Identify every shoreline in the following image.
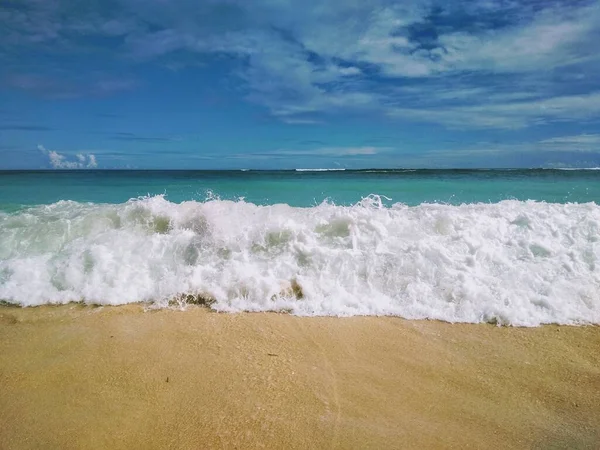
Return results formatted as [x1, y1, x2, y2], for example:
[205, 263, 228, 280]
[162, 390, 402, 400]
[1, 305, 599, 449]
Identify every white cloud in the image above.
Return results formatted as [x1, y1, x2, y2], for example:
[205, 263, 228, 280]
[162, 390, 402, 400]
[539, 134, 600, 145]
[379, 138, 600, 168]
[275, 146, 387, 156]
[5, 0, 600, 129]
[414, 135, 600, 162]
[38, 144, 98, 169]
[388, 92, 600, 129]
[167, 1, 600, 127]
[534, 133, 600, 152]
[87, 154, 98, 168]
[280, 118, 323, 125]
[437, 4, 600, 73]
[222, 146, 390, 160]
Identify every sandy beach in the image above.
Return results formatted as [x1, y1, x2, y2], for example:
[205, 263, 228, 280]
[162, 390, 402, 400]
[1, 305, 599, 449]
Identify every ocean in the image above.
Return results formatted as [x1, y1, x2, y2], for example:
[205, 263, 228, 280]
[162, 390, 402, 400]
[1, 169, 599, 326]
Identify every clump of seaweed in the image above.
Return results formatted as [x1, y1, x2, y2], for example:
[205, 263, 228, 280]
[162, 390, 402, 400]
[272, 278, 304, 301]
[290, 279, 304, 299]
[168, 292, 217, 308]
[0, 300, 19, 308]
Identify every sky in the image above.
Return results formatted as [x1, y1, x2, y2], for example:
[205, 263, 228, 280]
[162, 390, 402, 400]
[2, 0, 600, 169]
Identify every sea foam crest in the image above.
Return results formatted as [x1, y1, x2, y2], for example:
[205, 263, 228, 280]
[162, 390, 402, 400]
[295, 168, 346, 171]
[1, 195, 599, 326]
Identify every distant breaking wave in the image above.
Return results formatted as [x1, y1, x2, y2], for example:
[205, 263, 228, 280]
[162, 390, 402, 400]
[554, 167, 600, 171]
[363, 169, 416, 173]
[295, 168, 346, 172]
[1, 195, 599, 326]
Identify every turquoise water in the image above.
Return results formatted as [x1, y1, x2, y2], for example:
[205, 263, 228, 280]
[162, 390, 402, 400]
[0, 169, 599, 210]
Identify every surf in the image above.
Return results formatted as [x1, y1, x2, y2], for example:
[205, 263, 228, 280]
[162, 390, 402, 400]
[1, 195, 599, 326]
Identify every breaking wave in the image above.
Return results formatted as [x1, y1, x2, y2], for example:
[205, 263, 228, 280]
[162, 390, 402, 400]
[1, 195, 599, 326]
[295, 168, 346, 172]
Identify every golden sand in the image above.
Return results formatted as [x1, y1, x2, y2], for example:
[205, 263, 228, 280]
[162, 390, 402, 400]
[1, 305, 599, 449]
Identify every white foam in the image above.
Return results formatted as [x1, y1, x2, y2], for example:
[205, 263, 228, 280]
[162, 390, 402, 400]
[1, 195, 599, 326]
[295, 168, 346, 172]
[554, 167, 600, 171]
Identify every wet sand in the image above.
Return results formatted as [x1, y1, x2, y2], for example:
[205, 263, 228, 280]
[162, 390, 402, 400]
[1, 305, 599, 449]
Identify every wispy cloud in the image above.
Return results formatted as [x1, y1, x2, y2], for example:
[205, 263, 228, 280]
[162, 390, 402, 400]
[280, 118, 323, 125]
[4, 73, 138, 99]
[2, 0, 600, 129]
[223, 146, 390, 159]
[539, 134, 600, 145]
[109, 133, 181, 142]
[37, 144, 98, 169]
[116, 0, 600, 128]
[534, 133, 600, 153]
[387, 91, 600, 129]
[374, 140, 600, 168]
[273, 146, 387, 157]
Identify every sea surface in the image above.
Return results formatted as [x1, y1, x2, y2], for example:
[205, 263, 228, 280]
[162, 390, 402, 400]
[1, 169, 599, 326]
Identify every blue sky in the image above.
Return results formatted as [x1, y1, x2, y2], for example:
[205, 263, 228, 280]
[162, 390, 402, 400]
[2, 0, 600, 169]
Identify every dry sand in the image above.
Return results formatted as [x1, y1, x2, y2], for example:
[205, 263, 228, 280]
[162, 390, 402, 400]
[1, 305, 599, 449]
